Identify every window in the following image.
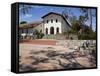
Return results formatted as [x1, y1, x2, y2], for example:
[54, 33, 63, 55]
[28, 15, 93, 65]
[47, 20, 49, 23]
[56, 19, 58, 23]
[56, 27, 59, 34]
[46, 28, 48, 34]
[51, 19, 53, 23]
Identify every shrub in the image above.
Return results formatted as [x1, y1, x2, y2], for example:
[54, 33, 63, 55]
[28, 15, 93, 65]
[78, 33, 96, 40]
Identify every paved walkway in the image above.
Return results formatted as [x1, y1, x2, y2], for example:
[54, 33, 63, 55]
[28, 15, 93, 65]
[19, 43, 96, 72]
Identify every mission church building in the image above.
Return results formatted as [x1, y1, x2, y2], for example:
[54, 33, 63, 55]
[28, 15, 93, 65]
[19, 12, 71, 37]
[42, 12, 71, 35]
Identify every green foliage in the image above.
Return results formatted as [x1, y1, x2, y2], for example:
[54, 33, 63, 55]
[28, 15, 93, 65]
[79, 15, 86, 25]
[20, 21, 27, 24]
[64, 10, 96, 40]
[63, 30, 76, 36]
[70, 16, 77, 24]
[68, 30, 77, 34]
[71, 20, 81, 32]
[39, 33, 44, 39]
[80, 8, 88, 21]
[70, 12, 96, 40]
[77, 24, 96, 40]
[78, 32, 96, 40]
[33, 29, 44, 39]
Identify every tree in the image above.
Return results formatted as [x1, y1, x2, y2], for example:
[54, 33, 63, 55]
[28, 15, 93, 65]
[33, 29, 44, 39]
[80, 8, 95, 30]
[71, 20, 81, 33]
[62, 8, 74, 22]
[70, 16, 77, 24]
[20, 21, 27, 24]
[79, 15, 86, 25]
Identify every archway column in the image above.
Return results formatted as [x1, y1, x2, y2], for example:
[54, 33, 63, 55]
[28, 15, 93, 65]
[59, 27, 61, 34]
[46, 27, 62, 35]
[48, 28, 50, 34]
[54, 27, 56, 34]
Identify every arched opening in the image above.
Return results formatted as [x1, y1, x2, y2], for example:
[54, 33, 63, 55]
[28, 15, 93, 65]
[46, 28, 48, 34]
[56, 27, 59, 34]
[50, 27, 54, 34]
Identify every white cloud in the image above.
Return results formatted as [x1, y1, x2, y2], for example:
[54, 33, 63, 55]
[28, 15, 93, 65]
[19, 14, 32, 22]
[50, 8, 54, 11]
[20, 14, 32, 19]
[25, 14, 32, 18]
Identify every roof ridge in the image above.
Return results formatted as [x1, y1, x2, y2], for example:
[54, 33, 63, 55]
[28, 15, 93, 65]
[41, 12, 71, 27]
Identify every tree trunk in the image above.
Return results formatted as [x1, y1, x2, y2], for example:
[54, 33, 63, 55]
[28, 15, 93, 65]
[88, 9, 92, 30]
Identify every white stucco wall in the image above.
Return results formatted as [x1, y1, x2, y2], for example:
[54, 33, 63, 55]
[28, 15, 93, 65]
[19, 13, 71, 36]
[43, 14, 62, 35]
[33, 23, 44, 33]
[19, 28, 33, 34]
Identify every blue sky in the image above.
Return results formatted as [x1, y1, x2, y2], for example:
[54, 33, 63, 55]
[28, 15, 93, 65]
[19, 4, 96, 31]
